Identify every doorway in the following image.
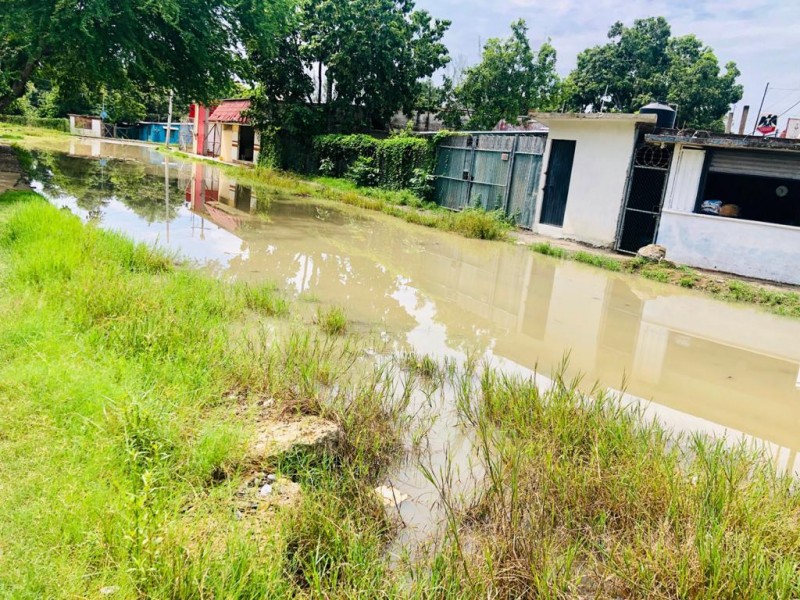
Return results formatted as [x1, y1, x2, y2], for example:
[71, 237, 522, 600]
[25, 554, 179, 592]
[540, 140, 576, 227]
[238, 126, 255, 162]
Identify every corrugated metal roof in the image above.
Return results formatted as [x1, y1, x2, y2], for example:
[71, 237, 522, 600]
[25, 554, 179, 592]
[208, 100, 251, 124]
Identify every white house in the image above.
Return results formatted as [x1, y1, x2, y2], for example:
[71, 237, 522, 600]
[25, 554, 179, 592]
[649, 132, 800, 285]
[528, 112, 658, 247]
[68, 114, 102, 138]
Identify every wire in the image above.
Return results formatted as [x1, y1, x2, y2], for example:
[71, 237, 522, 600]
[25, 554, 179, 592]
[777, 96, 800, 118]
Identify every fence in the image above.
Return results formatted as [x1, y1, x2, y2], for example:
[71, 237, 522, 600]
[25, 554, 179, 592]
[433, 132, 546, 229]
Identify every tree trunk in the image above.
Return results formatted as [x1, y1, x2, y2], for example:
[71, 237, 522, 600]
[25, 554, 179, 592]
[317, 62, 323, 105]
[0, 56, 39, 113]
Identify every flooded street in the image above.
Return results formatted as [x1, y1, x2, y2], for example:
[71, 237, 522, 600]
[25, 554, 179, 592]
[25, 138, 800, 541]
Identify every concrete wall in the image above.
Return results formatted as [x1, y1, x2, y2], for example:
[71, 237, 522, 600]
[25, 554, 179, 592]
[533, 119, 639, 247]
[69, 115, 102, 138]
[657, 210, 800, 285]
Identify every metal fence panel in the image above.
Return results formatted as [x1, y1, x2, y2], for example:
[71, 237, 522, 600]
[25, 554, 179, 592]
[433, 133, 545, 228]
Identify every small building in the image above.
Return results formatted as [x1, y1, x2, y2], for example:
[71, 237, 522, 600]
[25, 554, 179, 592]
[195, 99, 261, 164]
[528, 112, 658, 247]
[649, 132, 800, 285]
[68, 114, 102, 138]
[138, 122, 183, 145]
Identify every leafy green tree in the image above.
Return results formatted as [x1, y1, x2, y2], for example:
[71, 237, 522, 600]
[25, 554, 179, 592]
[456, 20, 560, 131]
[567, 17, 742, 129]
[297, 0, 451, 129]
[0, 0, 290, 114]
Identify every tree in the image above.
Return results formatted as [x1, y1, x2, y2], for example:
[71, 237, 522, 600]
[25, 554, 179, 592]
[0, 0, 290, 114]
[567, 17, 742, 129]
[455, 20, 561, 131]
[297, 0, 451, 129]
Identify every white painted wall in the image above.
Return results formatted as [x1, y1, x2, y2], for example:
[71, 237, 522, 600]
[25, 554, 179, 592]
[533, 119, 639, 247]
[657, 210, 800, 285]
[68, 115, 102, 138]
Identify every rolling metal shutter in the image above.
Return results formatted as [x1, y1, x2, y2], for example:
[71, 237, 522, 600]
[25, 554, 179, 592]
[709, 150, 800, 180]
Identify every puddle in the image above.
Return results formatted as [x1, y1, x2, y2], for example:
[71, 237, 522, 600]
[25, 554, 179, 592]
[23, 139, 800, 548]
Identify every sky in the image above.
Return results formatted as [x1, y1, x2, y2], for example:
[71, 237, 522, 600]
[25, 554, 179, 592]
[415, 0, 800, 132]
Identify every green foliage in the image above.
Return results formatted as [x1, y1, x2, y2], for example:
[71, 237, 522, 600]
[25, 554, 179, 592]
[313, 134, 433, 190]
[315, 306, 348, 335]
[456, 20, 561, 130]
[298, 0, 451, 129]
[346, 156, 380, 187]
[567, 17, 743, 129]
[0, 0, 281, 113]
[0, 115, 68, 132]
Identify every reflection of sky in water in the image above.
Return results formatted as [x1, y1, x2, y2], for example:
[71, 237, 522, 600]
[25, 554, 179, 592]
[31, 180, 247, 270]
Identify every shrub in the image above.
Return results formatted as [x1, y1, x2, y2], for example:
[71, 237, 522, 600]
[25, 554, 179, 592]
[0, 115, 69, 132]
[345, 156, 380, 187]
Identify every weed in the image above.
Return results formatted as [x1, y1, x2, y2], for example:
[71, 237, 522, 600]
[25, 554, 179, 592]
[315, 306, 348, 336]
[531, 242, 568, 259]
[572, 250, 623, 271]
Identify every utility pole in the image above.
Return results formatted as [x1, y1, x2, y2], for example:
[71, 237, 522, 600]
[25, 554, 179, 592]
[752, 82, 769, 135]
[738, 105, 750, 135]
[165, 90, 174, 149]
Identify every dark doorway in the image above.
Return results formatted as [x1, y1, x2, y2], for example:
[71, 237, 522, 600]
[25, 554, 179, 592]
[617, 144, 672, 253]
[238, 126, 255, 162]
[540, 140, 576, 226]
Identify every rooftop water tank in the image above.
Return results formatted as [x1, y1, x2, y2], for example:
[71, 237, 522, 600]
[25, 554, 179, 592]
[640, 101, 676, 128]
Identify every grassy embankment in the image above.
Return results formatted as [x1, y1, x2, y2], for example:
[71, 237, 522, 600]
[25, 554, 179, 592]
[531, 241, 800, 319]
[1, 188, 799, 598]
[0, 189, 413, 597]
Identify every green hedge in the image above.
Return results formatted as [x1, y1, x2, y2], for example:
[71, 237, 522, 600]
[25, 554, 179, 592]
[312, 134, 432, 190]
[0, 115, 69, 132]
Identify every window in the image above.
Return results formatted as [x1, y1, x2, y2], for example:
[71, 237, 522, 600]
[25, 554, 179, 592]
[696, 150, 800, 227]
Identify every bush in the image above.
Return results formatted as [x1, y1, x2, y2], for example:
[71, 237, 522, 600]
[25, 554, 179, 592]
[0, 115, 69, 132]
[346, 156, 380, 187]
[313, 133, 433, 190]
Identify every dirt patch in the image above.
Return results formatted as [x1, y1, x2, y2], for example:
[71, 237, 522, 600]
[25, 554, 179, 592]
[249, 414, 341, 460]
[0, 145, 28, 194]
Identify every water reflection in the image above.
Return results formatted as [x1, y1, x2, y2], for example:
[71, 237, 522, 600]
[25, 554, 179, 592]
[28, 141, 800, 478]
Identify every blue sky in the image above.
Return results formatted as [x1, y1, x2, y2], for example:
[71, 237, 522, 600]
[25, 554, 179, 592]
[415, 0, 800, 131]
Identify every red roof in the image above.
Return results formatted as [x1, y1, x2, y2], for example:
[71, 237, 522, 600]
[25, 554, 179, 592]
[208, 99, 251, 124]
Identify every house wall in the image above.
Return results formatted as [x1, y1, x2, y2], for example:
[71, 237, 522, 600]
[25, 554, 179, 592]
[533, 120, 639, 247]
[69, 115, 102, 138]
[657, 210, 800, 285]
[219, 124, 236, 161]
[657, 142, 800, 285]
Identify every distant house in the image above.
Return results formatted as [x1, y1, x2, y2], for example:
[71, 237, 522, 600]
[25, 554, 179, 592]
[193, 99, 261, 164]
[68, 114, 102, 138]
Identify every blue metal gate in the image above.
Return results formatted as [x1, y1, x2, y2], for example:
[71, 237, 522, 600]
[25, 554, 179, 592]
[433, 133, 545, 229]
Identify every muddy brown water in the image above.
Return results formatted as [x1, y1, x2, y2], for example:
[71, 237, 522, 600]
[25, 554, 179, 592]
[23, 139, 800, 547]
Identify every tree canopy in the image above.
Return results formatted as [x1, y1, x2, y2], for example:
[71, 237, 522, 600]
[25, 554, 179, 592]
[0, 0, 290, 113]
[567, 17, 743, 130]
[442, 20, 560, 131]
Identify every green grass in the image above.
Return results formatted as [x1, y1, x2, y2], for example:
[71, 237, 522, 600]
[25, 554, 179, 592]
[531, 243, 800, 319]
[315, 305, 348, 336]
[0, 190, 408, 598]
[2, 188, 799, 598]
[434, 364, 800, 599]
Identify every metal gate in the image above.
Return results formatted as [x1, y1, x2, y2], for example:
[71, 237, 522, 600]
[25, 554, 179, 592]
[616, 143, 673, 253]
[433, 133, 545, 228]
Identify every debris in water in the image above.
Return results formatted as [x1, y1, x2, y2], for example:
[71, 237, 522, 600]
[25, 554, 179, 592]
[375, 484, 409, 507]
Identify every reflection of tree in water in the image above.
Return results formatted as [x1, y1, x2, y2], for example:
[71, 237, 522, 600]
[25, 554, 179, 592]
[29, 150, 181, 223]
